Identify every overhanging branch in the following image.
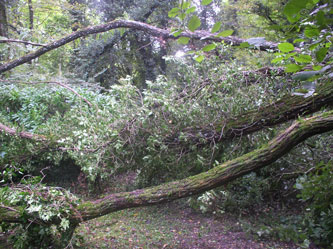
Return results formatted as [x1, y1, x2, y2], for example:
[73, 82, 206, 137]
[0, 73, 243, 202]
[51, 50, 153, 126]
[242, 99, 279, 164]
[0, 20, 283, 74]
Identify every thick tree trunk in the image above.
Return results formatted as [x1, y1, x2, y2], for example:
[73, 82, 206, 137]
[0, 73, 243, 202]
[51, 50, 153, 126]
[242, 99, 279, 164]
[28, 0, 33, 31]
[180, 79, 333, 145]
[0, 0, 7, 62]
[0, 20, 284, 74]
[0, 0, 7, 38]
[1, 110, 333, 224]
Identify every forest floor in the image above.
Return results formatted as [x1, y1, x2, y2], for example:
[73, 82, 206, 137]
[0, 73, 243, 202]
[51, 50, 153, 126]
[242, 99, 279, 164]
[77, 201, 303, 249]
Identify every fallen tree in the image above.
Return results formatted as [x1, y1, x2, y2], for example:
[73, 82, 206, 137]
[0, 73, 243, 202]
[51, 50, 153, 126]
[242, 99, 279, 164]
[169, 79, 333, 146]
[1, 80, 332, 149]
[1, 110, 333, 247]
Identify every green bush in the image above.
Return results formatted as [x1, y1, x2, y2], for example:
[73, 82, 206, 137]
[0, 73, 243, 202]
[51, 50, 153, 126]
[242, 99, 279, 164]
[295, 161, 333, 248]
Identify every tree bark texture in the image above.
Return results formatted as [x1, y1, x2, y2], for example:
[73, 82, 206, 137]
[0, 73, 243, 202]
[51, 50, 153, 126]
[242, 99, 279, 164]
[184, 79, 333, 145]
[0, 0, 7, 38]
[0, 20, 283, 74]
[28, 0, 33, 31]
[1, 110, 333, 224]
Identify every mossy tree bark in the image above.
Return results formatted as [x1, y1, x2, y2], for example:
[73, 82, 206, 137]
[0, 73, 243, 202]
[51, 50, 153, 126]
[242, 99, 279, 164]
[168, 80, 333, 146]
[1, 110, 333, 225]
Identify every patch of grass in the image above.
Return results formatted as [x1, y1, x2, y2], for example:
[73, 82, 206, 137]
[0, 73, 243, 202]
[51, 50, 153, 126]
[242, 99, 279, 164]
[76, 205, 197, 248]
[75, 202, 298, 249]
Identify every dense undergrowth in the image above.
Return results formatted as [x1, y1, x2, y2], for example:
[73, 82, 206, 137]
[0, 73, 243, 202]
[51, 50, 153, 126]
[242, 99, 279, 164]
[1, 54, 332, 247]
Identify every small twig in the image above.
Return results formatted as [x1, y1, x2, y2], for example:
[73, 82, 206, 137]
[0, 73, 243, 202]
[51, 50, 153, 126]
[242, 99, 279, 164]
[0, 205, 20, 213]
[136, 41, 153, 51]
[0, 39, 46, 47]
[0, 122, 46, 141]
[52, 81, 94, 108]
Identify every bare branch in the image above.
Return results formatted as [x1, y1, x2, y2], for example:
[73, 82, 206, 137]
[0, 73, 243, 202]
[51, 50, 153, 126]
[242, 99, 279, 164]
[0, 39, 46, 46]
[0, 122, 46, 141]
[52, 81, 94, 108]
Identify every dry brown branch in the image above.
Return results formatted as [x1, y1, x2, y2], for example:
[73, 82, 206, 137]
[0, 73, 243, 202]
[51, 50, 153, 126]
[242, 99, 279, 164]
[0, 122, 46, 140]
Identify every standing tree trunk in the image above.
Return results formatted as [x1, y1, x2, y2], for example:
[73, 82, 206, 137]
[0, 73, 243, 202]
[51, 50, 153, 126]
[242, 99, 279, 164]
[0, 0, 8, 63]
[27, 0, 34, 65]
[0, 0, 7, 38]
[28, 0, 33, 31]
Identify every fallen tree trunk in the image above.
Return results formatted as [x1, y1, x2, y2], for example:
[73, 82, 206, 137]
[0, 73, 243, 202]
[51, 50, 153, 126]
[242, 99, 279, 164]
[1, 110, 333, 225]
[200, 79, 333, 144]
[1, 80, 332, 149]
[0, 20, 282, 74]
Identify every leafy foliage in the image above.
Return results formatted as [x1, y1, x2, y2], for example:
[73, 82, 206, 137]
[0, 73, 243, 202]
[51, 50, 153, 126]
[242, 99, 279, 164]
[0, 174, 79, 248]
[295, 161, 333, 247]
[1, 0, 333, 248]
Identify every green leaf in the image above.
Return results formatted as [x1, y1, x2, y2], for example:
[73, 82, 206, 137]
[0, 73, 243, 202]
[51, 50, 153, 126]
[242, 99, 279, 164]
[285, 64, 302, 73]
[239, 42, 250, 48]
[186, 6, 196, 14]
[216, 29, 234, 37]
[278, 42, 294, 53]
[293, 38, 305, 43]
[283, 0, 310, 23]
[177, 37, 190, 45]
[312, 65, 322, 71]
[304, 27, 320, 38]
[119, 28, 126, 36]
[179, 13, 186, 20]
[194, 55, 204, 62]
[316, 11, 326, 26]
[172, 30, 183, 37]
[168, 7, 180, 18]
[202, 43, 216, 52]
[211, 21, 222, 33]
[188, 15, 201, 32]
[309, 43, 320, 51]
[271, 57, 284, 63]
[294, 54, 312, 63]
[315, 47, 328, 62]
[202, 0, 213, 5]
[181, 1, 191, 9]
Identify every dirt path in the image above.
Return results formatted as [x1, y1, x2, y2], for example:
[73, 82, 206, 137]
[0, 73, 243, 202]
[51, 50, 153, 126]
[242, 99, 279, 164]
[78, 202, 300, 248]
